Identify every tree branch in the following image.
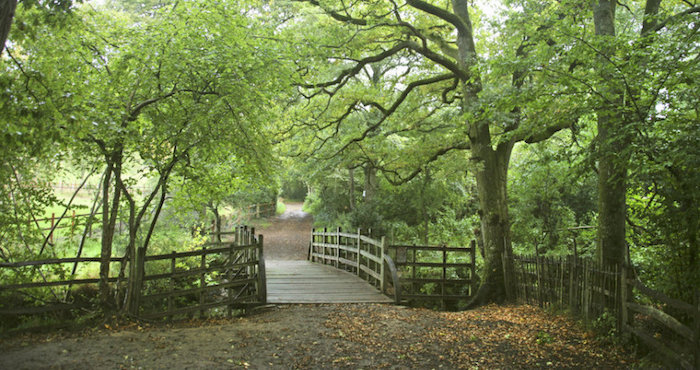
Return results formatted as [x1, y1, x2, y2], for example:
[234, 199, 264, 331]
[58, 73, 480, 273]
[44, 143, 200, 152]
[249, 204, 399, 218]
[406, 0, 468, 35]
[382, 141, 471, 185]
[331, 73, 455, 157]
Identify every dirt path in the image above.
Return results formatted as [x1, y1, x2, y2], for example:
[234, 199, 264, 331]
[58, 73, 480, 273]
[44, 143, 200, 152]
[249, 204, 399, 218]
[0, 304, 634, 369]
[257, 202, 312, 260]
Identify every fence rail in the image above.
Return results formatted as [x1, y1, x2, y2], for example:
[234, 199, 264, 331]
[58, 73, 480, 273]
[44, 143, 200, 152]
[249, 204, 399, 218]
[0, 226, 266, 328]
[510, 254, 700, 369]
[386, 242, 476, 310]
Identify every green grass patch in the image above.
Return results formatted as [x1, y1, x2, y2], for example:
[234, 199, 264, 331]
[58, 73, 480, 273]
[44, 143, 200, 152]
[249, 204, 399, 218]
[276, 201, 286, 215]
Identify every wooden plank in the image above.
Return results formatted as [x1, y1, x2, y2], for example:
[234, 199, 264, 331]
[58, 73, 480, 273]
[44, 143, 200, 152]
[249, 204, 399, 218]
[627, 302, 695, 341]
[359, 264, 380, 280]
[388, 245, 474, 253]
[0, 257, 123, 268]
[359, 235, 382, 247]
[144, 244, 257, 262]
[400, 278, 472, 284]
[630, 279, 696, 314]
[359, 249, 381, 264]
[395, 261, 471, 268]
[265, 260, 391, 304]
[141, 278, 257, 301]
[401, 294, 471, 299]
[624, 323, 694, 370]
[0, 277, 119, 290]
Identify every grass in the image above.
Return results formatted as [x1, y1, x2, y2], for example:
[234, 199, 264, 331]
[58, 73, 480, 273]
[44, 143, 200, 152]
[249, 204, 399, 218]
[276, 201, 287, 215]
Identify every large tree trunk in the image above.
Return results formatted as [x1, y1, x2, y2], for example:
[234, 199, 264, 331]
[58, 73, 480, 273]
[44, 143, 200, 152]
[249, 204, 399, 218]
[0, 0, 17, 55]
[468, 138, 515, 305]
[593, 0, 629, 266]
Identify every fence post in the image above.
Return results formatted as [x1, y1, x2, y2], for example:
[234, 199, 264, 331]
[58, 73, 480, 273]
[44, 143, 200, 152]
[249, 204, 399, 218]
[380, 236, 385, 292]
[200, 246, 206, 318]
[169, 251, 176, 321]
[322, 227, 327, 264]
[441, 245, 447, 310]
[309, 228, 314, 261]
[258, 235, 266, 305]
[335, 227, 341, 268]
[470, 240, 477, 296]
[568, 255, 576, 313]
[228, 243, 234, 317]
[356, 228, 361, 276]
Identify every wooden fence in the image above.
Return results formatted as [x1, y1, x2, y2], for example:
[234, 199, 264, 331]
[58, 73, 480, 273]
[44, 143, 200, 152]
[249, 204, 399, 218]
[309, 228, 399, 302]
[386, 241, 477, 310]
[244, 202, 277, 218]
[510, 255, 700, 369]
[0, 256, 125, 318]
[0, 226, 266, 331]
[137, 226, 266, 320]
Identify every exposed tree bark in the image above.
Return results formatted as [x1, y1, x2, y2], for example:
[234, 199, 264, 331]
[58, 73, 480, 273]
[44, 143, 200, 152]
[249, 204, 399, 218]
[0, 0, 17, 55]
[211, 204, 222, 243]
[363, 164, 378, 202]
[593, 0, 665, 266]
[451, 0, 515, 305]
[348, 167, 355, 211]
[593, 0, 629, 267]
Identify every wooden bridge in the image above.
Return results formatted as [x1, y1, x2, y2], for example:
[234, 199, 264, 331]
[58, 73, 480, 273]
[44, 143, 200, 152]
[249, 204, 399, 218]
[266, 260, 392, 303]
[265, 228, 477, 307]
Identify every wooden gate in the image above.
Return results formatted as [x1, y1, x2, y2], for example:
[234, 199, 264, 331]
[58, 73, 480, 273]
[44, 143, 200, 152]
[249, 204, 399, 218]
[137, 226, 266, 320]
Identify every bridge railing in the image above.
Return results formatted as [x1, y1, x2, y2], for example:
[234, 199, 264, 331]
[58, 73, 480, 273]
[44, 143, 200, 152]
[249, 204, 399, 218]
[309, 228, 400, 303]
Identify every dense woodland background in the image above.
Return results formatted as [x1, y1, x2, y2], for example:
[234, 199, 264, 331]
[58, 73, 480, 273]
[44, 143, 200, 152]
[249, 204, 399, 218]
[0, 0, 698, 335]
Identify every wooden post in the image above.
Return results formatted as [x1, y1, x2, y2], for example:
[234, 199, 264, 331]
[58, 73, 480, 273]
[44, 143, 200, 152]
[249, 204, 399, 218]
[356, 228, 361, 276]
[258, 235, 266, 305]
[169, 251, 176, 321]
[569, 255, 576, 313]
[441, 245, 447, 311]
[380, 236, 385, 291]
[256, 204, 260, 218]
[200, 246, 206, 318]
[470, 240, 476, 296]
[322, 227, 327, 264]
[227, 243, 234, 317]
[309, 228, 314, 261]
[335, 227, 341, 268]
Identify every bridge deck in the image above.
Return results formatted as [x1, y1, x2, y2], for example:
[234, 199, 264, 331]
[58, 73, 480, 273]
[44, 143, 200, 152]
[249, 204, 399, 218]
[265, 260, 392, 304]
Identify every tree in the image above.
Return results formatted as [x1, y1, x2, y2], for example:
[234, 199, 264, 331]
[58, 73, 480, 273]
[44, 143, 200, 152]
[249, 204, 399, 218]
[5, 0, 290, 312]
[287, 0, 583, 304]
[563, 0, 700, 266]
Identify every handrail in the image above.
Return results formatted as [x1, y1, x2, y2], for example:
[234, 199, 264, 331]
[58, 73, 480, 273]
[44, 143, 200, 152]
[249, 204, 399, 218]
[310, 228, 389, 299]
[383, 254, 401, 304]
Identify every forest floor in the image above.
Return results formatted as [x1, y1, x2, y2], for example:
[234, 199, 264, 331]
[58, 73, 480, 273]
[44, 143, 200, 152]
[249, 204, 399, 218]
[0, 203, 637, 369]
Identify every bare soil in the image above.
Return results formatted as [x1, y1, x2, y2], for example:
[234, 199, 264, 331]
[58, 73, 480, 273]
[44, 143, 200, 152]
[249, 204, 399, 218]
[256, 202, 312, 260]
[0, 203, 636, 369]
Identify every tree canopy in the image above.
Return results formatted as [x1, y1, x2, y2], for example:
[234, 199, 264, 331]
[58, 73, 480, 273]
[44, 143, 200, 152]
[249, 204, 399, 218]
[1, 0, 698, 313]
